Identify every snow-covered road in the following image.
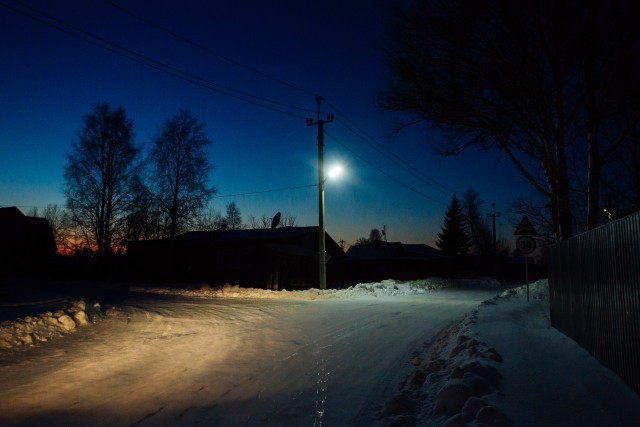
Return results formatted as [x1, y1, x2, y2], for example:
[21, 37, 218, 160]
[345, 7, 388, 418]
[0, 288, 500, 426]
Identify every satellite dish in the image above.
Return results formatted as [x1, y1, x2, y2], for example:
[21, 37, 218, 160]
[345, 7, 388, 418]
[271, 212, 281, 229]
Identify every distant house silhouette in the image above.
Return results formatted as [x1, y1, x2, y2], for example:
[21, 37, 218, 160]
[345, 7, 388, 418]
[346, 241, 445, 282]
[0, 207, 57, 274]
[126, 226, 344, 288]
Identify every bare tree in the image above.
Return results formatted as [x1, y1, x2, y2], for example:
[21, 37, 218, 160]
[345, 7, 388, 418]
[64, 103, 140, 255]
[196, 207, 226, 231]
[354, 237, 370, 246]
[281, 213, 297, 227]
[379, 0, 640, 239]
[462, 188, 491, 255]
[42, 204, 71, 253]
[225, 201, 243, 230]
[125, 177, 163, 240]
[369, 228, 383, 243]
[354, 228, 383, 245]
[508, 197, 557, 243]
[601, 115, 640, 217]
[247, 212, 297, 229]
[247, 214, 271, 229]
[148, 110, 216, 238]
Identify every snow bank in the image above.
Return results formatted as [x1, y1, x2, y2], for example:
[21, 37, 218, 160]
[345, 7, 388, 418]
[378, 300, 510, 426]
[496, 278, 549, 301]
[129, 277, 499, 300]
[0, 299, 114, 350]
[378, 280, 549, 426]
[381, 278, 640, 427]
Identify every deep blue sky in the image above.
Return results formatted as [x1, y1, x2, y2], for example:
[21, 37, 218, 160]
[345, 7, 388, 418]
[0, 0, 530, 247]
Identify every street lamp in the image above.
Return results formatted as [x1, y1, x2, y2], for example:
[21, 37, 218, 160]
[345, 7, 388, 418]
[327, 164, 343, 180]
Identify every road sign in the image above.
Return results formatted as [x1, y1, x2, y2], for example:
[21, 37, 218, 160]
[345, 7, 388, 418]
[516, 235, 536, 255]
[514, 216, 537, 235]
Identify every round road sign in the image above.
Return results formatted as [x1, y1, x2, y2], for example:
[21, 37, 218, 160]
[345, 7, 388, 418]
[516, 235, 536, 255]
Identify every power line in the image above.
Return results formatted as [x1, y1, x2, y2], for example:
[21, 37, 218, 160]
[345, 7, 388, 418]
[325, 131, 448, 206]
[326, 101, 457, 196]
[213, 184, 316, 199]
[1, 0, 314, 119]
[101, 0, 318, 98]
[101, 0, 458, 199]
[3, 0, 454, 210]
[2, 184, 318, 212]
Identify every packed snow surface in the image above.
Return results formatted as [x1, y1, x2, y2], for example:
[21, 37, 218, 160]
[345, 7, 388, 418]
[1, 277, 639, 427]
[0, 277, 501, 426]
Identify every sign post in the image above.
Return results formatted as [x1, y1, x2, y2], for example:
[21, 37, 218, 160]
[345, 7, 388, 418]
[514, 216, 537, 302]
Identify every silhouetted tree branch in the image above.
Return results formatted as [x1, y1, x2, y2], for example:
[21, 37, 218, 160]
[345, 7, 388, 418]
[148, 110, 215, 237]
[64, 103, 140, 254]
[225, 201, 243, 230]
[380, 0, 640, 239]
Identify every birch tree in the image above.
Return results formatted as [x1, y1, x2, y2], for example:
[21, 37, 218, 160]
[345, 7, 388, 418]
[148, 110, 215, 237]
[64, 103, 140, 254]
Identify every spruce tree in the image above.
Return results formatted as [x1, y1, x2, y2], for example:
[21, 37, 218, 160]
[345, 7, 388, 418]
[436, 195, 471, 257]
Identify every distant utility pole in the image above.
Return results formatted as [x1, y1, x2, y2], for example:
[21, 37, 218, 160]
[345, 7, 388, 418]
[486, 203, 501, 254]
[487, 203, 501, 275]
[306, 96, 334, 290]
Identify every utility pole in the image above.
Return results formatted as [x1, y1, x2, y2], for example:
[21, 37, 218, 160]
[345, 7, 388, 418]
[306, 96, 334, 289]
[488, 203, 501, 254]
[487, 203, 501, 276]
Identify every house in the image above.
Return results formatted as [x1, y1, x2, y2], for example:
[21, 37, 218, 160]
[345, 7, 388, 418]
[125, 226, 344, 288]
[346, 241, 446, 282]
[0, 206, 57, 274]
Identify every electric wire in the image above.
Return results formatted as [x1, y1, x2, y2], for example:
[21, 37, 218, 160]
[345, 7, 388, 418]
[1, 0, 314, 119]
[2, 0, 455, 209]
[212, 184, 316, 199]
[2, 183, 317, 211]
[101, 0, 318, 98]
[325, 131, 448, 206]
[326, 101, 457, 196]
[100, 0, 458, 199]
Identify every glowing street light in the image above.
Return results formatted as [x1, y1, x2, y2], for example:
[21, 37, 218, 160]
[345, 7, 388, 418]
[327, 164, 343, 181]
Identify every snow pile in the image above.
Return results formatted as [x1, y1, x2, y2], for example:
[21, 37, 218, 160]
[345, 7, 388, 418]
[0, 299, 112, 350]
[496, 279, 549, 301]
[130, 277, 481, 300]
[379, 280, 550, 426]
[378, 305, 509, 426]
[380, 278, 640, 427]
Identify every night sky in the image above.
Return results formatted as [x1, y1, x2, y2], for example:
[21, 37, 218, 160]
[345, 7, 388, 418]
[0, 0, 530, 247]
